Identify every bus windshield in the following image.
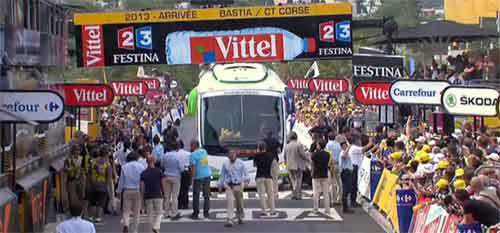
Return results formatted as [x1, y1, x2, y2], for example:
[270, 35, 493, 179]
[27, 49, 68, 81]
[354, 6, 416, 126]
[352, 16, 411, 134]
[201, 94, 283, 155]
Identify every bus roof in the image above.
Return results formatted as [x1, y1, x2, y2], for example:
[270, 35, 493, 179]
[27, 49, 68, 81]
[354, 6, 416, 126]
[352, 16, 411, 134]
[196, 63, 286, 93]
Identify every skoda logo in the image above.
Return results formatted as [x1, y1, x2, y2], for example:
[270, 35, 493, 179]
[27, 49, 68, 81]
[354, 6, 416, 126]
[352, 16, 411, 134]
[446, 94, 457, 107]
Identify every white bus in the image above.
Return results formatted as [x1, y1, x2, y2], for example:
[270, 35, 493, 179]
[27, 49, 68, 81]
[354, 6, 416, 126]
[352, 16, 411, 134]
[188, 63, 288, 187]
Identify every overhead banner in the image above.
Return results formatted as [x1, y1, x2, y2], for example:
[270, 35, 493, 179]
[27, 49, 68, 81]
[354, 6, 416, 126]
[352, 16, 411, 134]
[110, 81, 149, 96]
[74, 3, 353, 67]
[354, 82, 393, 105]
[352, 54, 405, 84]
[390, 80, 449, 105]
[441, 86, 499, 116]
[0, 90, 64, 123]
[61, 84, 114, 107]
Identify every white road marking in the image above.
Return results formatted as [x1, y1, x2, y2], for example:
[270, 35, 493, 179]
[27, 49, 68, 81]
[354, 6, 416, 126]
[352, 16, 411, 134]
[138, 208, 343, 223]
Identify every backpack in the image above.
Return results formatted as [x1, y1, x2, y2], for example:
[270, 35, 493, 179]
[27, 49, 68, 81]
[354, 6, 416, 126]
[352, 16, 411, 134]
[91, 159, 109, 191]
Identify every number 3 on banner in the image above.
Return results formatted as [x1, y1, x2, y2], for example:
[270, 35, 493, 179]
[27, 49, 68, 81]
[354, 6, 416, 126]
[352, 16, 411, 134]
[335, 21, 351, 42]
[136, 26, 152, 50]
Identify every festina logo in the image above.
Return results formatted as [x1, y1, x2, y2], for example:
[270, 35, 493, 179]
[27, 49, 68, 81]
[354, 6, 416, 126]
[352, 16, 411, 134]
[73, 89, 108, 103]
[81, 25, 104, 67]
[360, 86, 389, 100]
[111, 82, 148, 96]
[190, 33, 284, 63]
[353, 65, 403, 78]
[287, 79, 309, 90]
[308, 79, 347, 93]
[112, 53, 160, 64]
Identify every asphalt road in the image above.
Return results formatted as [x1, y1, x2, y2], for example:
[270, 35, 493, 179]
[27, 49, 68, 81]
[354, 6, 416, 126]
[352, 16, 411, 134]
[95, 116, 384, 233]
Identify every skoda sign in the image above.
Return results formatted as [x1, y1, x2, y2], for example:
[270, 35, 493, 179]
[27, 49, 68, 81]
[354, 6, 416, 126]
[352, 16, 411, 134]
[441, 86, 499, 116]
[390, 80, 449, 105]
[0, 90, 65, 123]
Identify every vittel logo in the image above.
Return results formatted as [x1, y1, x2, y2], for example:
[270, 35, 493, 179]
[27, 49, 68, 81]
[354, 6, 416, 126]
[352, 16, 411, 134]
[111, 81, 148, 96]
[354, 82, 392, 105]
[82, 25, 105, 67]
[308, 79, 348, 93]
[190, 33, 284, 63]
[287, 79, 309, 90]
[62, 85, 114, 107]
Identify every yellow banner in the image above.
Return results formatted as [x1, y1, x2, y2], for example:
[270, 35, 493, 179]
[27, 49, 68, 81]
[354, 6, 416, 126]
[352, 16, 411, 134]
[445, 0, 500, 24]
[372, 169, 401, 233]
[74, 3, 352, 25]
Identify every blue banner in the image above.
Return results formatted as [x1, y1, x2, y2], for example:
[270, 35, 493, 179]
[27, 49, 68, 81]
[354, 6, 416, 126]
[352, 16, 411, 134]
[396, 189, 416, 233]
[370, 160, 383, 201]
[458, 223, 483, 233]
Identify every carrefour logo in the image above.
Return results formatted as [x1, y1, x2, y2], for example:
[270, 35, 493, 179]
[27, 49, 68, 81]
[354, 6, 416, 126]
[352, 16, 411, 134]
[2, 101, 60, 113]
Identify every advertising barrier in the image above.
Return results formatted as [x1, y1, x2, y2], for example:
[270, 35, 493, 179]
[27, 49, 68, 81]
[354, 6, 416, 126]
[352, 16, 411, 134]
[287, 78, 349, 93]
[369, 159, 383, 201]
[372, 169, 401, 233]
[110, 81, 149, 96]
[74, 3, 353, 67]
[16, 168, 50, 233]
[0, 188, 18, 233]
[396, 189, 417, 233]
[358, 156, 371, 199]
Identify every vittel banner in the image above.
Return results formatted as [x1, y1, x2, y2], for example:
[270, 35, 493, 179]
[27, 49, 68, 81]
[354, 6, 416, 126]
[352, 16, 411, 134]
[352, 54, 405, 84]
[354, 82, 392, 105]
[74, 3, 352, 67]
[441, 86, 499, 116]
[110, 81, 148, 96]
[61, 84, 114, 107]
[390, 80, 449, 105]
[287, 78, 348, 93]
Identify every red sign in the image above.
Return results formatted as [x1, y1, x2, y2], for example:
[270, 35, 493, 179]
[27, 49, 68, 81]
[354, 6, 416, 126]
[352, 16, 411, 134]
[111, 81, 148, 96]
[81, 25, 105, 68]
[190, 33, 285, 63]
[308, 78, 348, 93]
[143, 78, 161, 90]
[287, 79, 309, 90]
[62, 84, 114, 107]
[319, 20, 335, 43]
[354, 82, 392, 105]
[117, 27, 134, 50]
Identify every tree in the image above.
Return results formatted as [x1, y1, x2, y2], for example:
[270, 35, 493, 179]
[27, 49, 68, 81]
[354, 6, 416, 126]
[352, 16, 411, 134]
[375, 0, 419, 28]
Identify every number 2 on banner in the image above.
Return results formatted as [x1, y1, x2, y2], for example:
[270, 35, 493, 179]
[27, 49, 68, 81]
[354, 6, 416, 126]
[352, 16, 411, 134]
[118, 27, 134, 50]
[319, 21, 335, 43]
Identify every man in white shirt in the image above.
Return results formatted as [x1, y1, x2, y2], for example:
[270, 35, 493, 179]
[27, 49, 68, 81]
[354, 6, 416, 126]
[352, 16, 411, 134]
[347, 136, 364, 208]
[57, 204, 96, 233]
[177, 140, 192, 209]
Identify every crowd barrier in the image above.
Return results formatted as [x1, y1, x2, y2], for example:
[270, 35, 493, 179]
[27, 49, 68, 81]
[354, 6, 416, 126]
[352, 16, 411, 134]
[358, 156, 500, 233]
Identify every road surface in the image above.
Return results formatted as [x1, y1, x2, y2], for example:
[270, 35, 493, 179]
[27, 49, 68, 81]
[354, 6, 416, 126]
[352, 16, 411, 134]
[96, 116, 384, 233]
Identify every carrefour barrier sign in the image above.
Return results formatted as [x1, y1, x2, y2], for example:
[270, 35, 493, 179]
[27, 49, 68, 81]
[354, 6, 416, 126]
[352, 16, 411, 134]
[441, 86, 499, 116]
[0, 90, 65, 123]
[74, 3, 352, 67]
[390, 80, 449, 105]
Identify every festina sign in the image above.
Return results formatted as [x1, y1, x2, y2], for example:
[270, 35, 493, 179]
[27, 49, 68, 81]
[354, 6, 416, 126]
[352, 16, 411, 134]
[354, 82, 392, 105]
[352, 54, 405, 84]
[143, 78, 161, 90]
[110, 81, 148, 96]
[61, 84, 114, 107]
[441, 86, 499, 116]
[390, 80, 449, 105]
[308, 78, 348, 93]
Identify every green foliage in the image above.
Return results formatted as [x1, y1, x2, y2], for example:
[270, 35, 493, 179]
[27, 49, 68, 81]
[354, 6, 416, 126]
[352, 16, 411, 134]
[375, 0, 419, 28]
